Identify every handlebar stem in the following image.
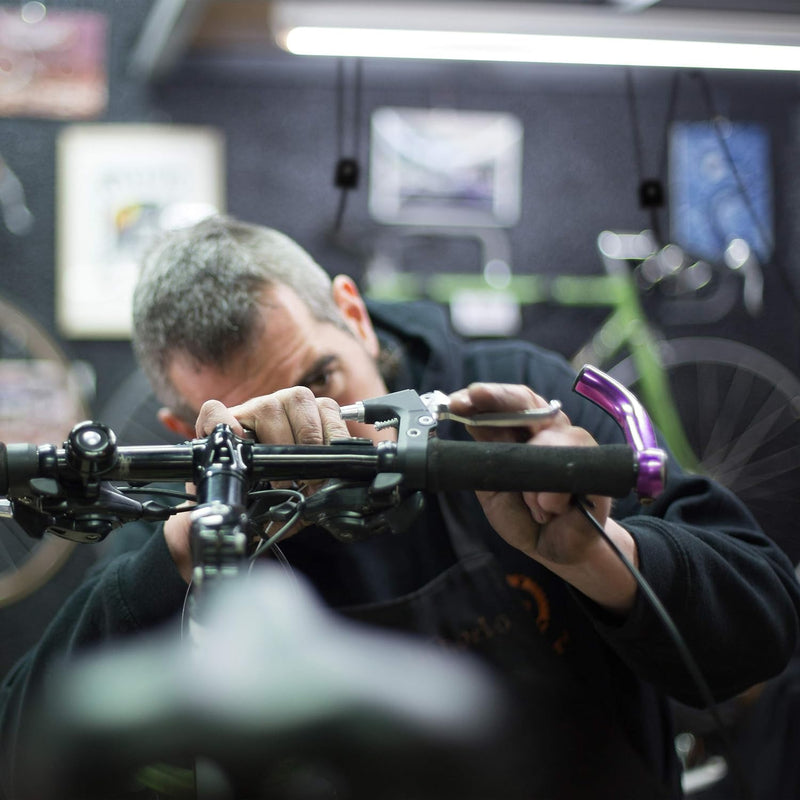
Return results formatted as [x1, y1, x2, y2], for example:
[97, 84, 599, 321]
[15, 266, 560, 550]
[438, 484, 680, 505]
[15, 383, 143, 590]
[190, 424, 253, 593]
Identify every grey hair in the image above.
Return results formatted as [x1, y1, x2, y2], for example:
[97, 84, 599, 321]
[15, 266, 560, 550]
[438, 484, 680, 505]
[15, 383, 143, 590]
[132, 215, 345, 419]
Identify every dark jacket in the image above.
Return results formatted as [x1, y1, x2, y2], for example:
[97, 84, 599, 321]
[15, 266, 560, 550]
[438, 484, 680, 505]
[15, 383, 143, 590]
[2, 299, 798, 799]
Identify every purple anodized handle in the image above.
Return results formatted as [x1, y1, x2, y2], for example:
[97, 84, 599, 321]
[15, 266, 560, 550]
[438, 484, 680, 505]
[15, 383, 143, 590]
[573, 365, 667, 501]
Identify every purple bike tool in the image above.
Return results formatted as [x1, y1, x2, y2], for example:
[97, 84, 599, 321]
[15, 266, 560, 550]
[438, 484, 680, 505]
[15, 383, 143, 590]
[573, 365, 667, 502]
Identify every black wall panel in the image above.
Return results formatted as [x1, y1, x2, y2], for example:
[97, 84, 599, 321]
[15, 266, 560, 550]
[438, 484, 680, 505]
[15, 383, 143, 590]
[0, 0, 798, 418]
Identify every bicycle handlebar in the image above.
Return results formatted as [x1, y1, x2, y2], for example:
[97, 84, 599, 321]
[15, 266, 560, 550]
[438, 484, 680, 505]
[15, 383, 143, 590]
[0, 366, 667, 553]
[0, 439, 640, 499]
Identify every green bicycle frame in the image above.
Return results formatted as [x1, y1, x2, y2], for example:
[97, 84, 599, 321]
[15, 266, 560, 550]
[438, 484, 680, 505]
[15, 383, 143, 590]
[367, 270, 700, 473]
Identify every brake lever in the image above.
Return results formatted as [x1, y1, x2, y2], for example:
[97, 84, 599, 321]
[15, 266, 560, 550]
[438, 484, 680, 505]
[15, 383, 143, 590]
[418, 390, 562, 427]
[340, 390, 562, 430]
[12, 482, 163, 544]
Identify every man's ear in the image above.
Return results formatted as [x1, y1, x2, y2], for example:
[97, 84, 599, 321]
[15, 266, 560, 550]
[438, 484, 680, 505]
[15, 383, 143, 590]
[331, 275, 379, 358]
[157, 407, 196, 440]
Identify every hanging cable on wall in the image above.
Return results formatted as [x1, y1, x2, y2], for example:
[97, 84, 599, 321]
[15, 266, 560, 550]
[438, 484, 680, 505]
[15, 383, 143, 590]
[690, 71, 775, 258]
[625, 68, 680, 244]
[676, 71, 799, 316]
[332, 58, 363, 233]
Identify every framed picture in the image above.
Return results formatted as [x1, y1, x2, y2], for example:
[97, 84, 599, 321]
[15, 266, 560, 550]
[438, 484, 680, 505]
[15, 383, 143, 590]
[0, 6, 108, 120]
[56, 123, 225, 338]
[369, 107, 523, 227]
[669, 121, 773, 264]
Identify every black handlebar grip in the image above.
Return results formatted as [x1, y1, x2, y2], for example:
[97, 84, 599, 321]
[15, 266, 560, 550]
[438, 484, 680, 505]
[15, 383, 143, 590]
[424, 441, 637, 497]
[0, 443, 40, 496]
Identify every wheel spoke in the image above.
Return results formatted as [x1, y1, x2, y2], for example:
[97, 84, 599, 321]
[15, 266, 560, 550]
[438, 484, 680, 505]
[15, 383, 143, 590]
[702, 366, 755, 468]
[701, 403, 792, 479]
[710, 444, 800, 494]
[618, 337, 800, 564]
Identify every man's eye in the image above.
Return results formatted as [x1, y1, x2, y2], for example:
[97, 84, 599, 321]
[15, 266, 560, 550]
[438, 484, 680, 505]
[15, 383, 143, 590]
[305, 369, 334, 394]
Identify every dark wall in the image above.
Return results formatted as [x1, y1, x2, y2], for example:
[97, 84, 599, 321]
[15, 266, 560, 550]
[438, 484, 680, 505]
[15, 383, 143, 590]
[1, 0, 799, 419]
[0, 0, 160, 414]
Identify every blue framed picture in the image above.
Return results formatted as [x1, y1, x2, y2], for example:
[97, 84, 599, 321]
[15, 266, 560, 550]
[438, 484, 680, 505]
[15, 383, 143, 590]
[669, 121, 773, 263]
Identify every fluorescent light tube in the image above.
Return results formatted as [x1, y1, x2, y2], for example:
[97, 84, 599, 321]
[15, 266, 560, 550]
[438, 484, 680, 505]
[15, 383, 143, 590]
[282, 28, 800, 71]
[273, 2, 800, 72]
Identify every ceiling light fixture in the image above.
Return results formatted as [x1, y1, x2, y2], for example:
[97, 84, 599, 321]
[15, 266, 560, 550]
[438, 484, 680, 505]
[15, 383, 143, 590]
[272, 1, 800, 72]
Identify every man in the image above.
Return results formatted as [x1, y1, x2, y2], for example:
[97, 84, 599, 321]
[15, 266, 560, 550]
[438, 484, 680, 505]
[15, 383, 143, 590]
[2, 215, 799, 799]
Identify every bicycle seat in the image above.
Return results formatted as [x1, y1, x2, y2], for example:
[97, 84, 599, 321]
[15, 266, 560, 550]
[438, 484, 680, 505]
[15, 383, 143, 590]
[19, 566, 524, 800]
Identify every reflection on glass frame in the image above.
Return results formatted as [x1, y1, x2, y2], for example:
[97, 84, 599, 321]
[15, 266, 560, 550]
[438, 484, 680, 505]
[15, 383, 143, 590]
[56, 123, 225, 338]
[369, 107, 523, 228]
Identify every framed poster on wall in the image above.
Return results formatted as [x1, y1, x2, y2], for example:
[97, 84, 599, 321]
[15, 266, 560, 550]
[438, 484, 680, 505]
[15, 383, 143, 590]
[369, 107, 523, 227]
[0, 6, 108, 120]
[669, 121, 773, 264]
[56, 123, 225, 338]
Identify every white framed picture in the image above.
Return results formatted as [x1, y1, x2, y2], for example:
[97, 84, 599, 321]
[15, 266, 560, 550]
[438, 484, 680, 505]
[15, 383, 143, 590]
[369, 107, 523, 228]
[56, 123, 225, 338]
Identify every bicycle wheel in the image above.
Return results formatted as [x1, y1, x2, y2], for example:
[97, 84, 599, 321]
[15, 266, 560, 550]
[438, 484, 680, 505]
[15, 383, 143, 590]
[610, 337, 800, 566]
[0, 295, 89, 607]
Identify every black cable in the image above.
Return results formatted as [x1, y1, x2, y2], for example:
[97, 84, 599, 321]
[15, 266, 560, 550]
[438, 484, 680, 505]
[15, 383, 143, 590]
[692, 72, 775, 256]
[250, 509, 301, 558]
[657, 72, 682, 189]
[336, 58, 346, 163]
[352, 59, 363, 159]
[690, 71, 800, 318]
[269, 543, 294, 575]
[625, 70, 646, 195]
[574, 497, 753, 800]
[248, 487, 305, 558]
[123, 486, 196, 502]
[625, 69, 681, 243]
[333, 58, 363, 232]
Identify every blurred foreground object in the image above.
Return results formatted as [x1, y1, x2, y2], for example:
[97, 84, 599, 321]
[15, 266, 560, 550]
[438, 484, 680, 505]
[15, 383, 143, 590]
[20, 564, 525, 800]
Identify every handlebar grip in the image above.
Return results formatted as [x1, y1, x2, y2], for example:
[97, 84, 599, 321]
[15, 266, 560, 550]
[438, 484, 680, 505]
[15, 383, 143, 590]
[424, 440, 638, 497]
[0, 442, 39, 496]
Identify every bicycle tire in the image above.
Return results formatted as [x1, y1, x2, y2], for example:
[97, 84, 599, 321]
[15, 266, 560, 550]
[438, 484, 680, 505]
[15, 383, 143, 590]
[0, 525, 75, 608]
[0, 295, 88, 607]
[610, 337, 800, 566]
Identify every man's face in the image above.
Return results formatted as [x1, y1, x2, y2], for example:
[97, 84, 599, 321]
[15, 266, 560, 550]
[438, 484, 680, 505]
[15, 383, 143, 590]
[165, 282, 391, 441]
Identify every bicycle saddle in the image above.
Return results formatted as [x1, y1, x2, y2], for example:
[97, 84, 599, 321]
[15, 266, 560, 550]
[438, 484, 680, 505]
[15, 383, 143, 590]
[20, 566, 525, 800]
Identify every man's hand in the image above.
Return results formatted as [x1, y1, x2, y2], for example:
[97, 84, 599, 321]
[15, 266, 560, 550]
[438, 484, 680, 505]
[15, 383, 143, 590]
[163, 387, 350, 583]
[196, 386, 349, 445]
[448, 382, 638, 614]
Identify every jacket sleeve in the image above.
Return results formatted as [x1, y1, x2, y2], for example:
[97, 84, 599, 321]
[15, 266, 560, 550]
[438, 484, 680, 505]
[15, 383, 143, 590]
[464, 338, 800, 706]
[562, 357, 800, 705]
[586, 475, 800, 706]
[0, 525, 188, 799]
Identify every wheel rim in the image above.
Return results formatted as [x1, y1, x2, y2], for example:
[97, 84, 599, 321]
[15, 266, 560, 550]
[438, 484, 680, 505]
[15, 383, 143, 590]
[0, 295, 88, 605]
[611, 337, 800, 565]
